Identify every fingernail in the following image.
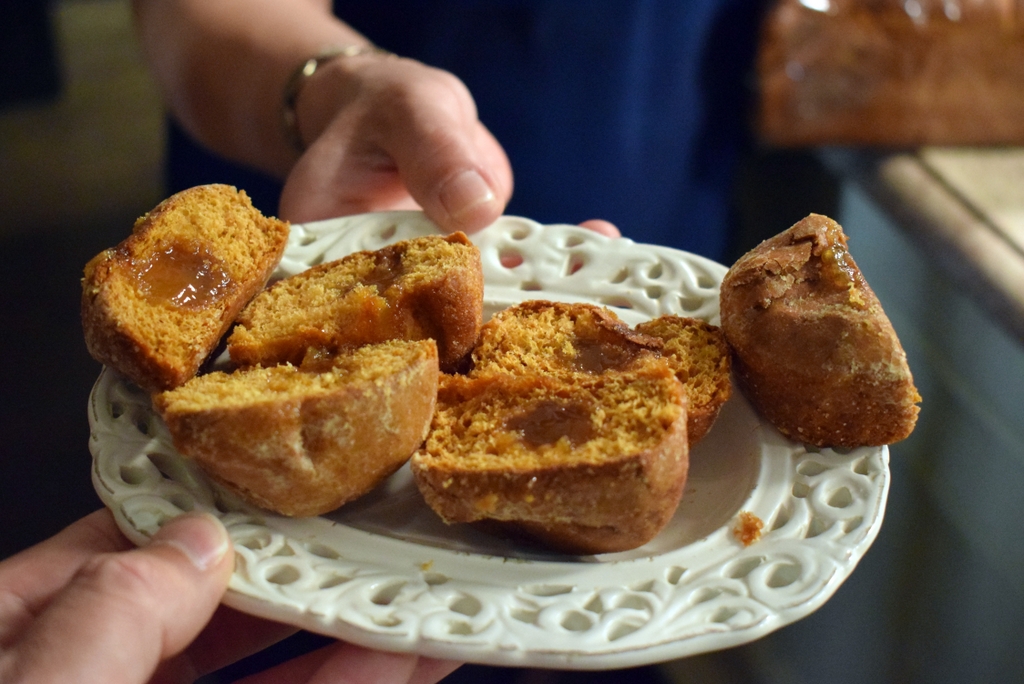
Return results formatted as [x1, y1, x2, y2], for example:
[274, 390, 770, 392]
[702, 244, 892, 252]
[153, 512, 231, 571]
[439, 169, 495, 221]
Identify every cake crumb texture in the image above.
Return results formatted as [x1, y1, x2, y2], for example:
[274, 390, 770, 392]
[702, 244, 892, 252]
[636, 315, 732, 447]
[81, 184, 289, 392]
[228, 232, 483, 371]
[413, 369, 688, 554]
[413, 300, 692, 554]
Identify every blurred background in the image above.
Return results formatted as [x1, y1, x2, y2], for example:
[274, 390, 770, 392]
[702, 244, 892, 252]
[1, 1, 1022, 683]
[0, 0, 164, 553]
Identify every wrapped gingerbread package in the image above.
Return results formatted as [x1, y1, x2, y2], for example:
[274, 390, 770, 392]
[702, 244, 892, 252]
[758, 0, 1024, 146]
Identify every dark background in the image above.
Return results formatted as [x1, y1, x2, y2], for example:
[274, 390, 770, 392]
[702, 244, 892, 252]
[0, 1, 159, 556]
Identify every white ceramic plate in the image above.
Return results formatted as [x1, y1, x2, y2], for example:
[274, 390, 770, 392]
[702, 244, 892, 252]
[90, 212, 889, 670]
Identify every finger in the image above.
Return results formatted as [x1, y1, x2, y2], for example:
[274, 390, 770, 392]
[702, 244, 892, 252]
[578, 219, 621, 238]
[383, 72, 512, 234]
[230, 640, 338, 684]
[280, 65, 512, 234]
[151, 606, 299, 684]
[1, 512, 232, 684]
[233, 641, 415, 684]
[407, 657, 464, 684]
[0, 510, 132, 646]
[280, 120, 510, 233]
[279, 134, 423, 224]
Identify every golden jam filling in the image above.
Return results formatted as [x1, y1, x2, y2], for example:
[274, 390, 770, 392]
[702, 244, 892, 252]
[569, 338, 642, 374]
[505, 400, 595, 447]
[134, 241, 232, 309]
[361, 250, 405, 293]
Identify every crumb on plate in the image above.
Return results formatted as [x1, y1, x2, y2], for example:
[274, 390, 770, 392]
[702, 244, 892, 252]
[733, 511, 764, 546]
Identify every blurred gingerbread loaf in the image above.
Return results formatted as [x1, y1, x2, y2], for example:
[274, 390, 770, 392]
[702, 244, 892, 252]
[758, 0, 1024, 146]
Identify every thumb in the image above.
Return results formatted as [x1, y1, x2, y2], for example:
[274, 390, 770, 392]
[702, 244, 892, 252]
[4, 512, 233, 684]
[279, 65, 512, 234]
[385, 99, 513, 235]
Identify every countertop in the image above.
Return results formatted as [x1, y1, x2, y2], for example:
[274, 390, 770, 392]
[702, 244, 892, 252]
[823, 147, 1024, 342]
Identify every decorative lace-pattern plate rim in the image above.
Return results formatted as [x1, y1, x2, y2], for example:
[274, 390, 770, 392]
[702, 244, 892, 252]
[90, 211, 890, 671]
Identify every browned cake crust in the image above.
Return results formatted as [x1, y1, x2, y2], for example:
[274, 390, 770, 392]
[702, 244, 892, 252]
[758, 0, 1024, 146]
[227, 233, 483, 372]
[719, 214, 921, 447]
[154, 339, 439, 517]
[411, 369, 688, 555]
[81, 185, 289, 392]
[635, 315, 732, 448]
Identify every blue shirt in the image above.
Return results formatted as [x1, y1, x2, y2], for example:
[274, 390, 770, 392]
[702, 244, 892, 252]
[168, 0, 761, 261]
